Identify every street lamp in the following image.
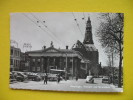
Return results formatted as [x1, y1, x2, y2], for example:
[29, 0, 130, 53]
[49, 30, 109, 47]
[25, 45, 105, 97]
[72, 53, 74, 80]
[65, 53, 67, 81]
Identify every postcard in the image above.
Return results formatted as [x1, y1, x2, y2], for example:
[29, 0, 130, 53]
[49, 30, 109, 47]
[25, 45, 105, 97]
[10, 12, 123, 92]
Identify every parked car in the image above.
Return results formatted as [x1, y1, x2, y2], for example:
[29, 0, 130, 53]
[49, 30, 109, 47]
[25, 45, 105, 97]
[37, 73, 49, 80]
[10, 72, 17, 83]
[98, 76, 103, 78]
[12, 71, 28, 82]
[102, 76, 111, 84]
[48, 74, 57, 81]
[113, 75, 123, 85]
[27, 73, 41, 81]
[85, 76, 94, 83]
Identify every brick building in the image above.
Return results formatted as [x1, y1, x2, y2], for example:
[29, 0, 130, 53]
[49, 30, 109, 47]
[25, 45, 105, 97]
[72, 17, 100, 77]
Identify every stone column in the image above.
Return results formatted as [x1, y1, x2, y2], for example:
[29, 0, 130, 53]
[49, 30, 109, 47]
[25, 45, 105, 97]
[72, 56, 74, 79]
[41, 57, 44, 73]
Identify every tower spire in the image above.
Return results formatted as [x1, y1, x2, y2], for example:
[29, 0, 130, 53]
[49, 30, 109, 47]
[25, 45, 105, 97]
[83, 16, 94, 44]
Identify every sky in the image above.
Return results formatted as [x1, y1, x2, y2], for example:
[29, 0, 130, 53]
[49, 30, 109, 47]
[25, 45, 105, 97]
[10, 12, 118, 66]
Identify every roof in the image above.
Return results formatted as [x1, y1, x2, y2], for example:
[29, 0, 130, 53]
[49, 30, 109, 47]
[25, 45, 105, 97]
[72, 40, 98, 61]
[84, 44, 98, 51]
[72, 40, 97, 52]
[26, 47, 76, 53]
[10, 46, 21, 51]
[26, 46, 84, 59]
[26, 50, 43, 53]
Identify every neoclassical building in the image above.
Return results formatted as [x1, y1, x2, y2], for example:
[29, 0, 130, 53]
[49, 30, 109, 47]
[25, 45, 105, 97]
[25, 17, 101, 78]
[26, 44, 83, 78]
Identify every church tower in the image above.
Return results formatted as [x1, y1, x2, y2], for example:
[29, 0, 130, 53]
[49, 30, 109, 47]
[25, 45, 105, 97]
[83, 17, 94, 44]
[72, 16, 100, 77]
[82, 16, 98, 63]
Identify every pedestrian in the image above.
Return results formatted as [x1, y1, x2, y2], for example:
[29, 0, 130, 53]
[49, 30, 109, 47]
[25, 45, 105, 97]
[57, 74, 60, 83]
[44, 74, 48, 84]
[76, 76, 78, 81]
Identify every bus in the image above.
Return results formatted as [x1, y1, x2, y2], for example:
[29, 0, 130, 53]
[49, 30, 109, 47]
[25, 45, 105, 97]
[48, 69, 65, 81]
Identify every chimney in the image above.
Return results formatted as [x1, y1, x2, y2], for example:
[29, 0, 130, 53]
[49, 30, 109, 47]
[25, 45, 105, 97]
[42, 46, 46, 50]
[66, 46, 68, 49]
[99, 62, 102, 68]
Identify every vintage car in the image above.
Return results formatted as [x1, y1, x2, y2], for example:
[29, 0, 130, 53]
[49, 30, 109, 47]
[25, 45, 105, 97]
[10, 72, 17, 83]
[85, 76, 94, 83]
[102, 76, 111, 84]
[26, 72, 41, 81]
[12, 71, 28, 82]
[48, 74, 57, 81]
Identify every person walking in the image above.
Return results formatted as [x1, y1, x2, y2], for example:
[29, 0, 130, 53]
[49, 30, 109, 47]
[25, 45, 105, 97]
[44, 74, 48, 84]
[57, 74, 60, 83]
[76, 75, 78, 81]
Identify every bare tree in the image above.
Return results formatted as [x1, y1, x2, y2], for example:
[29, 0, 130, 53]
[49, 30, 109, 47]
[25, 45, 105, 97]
[97, 13, 123, 87]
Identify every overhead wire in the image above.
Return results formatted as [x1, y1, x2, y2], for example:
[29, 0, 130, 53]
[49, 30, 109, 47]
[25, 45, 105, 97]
[72, 12, 84, 36]
[30, 13, 67, 46]
[83, 12, 87, 24]
[30, 13, 65, 45]
[22, 13, 64, 46]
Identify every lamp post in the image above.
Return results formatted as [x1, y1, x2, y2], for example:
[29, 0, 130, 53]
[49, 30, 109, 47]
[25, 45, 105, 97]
[72, 54, 74, 80]
[65, 53, 67, 81]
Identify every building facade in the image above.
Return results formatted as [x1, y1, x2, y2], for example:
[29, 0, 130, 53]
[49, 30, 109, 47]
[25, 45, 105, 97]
[10, 46, 21, 71]
[26, 45, 83, 78]
[72, 17, 100, 77]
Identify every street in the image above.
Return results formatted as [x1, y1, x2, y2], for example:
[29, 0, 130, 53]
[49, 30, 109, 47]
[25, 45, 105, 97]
[10, 78, 122, 92]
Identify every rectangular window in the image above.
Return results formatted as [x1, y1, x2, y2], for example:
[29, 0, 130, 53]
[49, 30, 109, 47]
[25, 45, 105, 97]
[11, 49, 13, 55]
[32, 59, 35, 62]
[14, 60, 16, 67]
[32, 67, 35, 71]
[14, 50, 16, 56]
[41, 58, 43, 62]
[18, 60, 20, 66]
[10, 59, 13, 65]
[64, 58, 67, 62]
[70, 58, 73, 62]
[37, 67, 40, 72]
[32, 59, 35, 65]
[16, 60, 18, 67]
[18, 51, 20, 57]
[38, 59, 40, 62]
[16, 50, 18, 56]
[38, 59, 41, 64]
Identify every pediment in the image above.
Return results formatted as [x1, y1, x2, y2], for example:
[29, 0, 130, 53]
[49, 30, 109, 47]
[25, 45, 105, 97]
[46, 49, 58, 53]
[44, 47, 60, 53]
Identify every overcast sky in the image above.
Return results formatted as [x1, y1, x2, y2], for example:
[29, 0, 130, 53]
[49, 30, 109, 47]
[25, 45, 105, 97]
[10, 12, 118, 66]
